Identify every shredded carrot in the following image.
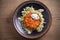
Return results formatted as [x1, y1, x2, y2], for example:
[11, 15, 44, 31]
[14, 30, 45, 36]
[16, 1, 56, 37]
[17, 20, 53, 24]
[24, 12, 41, 30]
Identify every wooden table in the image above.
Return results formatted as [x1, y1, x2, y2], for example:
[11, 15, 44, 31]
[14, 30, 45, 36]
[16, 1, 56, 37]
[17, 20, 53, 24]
[0, 0, 60, 40]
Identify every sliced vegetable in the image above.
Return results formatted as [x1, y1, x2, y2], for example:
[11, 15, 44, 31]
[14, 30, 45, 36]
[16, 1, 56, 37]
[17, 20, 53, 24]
[24, 27, 32, 34]
[38, 9, 44, 12]
[18, 6, 45, 34]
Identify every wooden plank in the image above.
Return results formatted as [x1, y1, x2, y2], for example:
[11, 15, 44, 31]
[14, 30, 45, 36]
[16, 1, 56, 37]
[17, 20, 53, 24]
[0, 0, 60, 40]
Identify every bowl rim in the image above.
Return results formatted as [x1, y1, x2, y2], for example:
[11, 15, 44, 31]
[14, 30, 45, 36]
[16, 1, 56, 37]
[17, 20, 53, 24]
[13, 1, 52, 39]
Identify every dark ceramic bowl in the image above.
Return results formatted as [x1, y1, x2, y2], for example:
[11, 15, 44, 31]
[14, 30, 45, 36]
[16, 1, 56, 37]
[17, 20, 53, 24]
[13, 1, 52, 39]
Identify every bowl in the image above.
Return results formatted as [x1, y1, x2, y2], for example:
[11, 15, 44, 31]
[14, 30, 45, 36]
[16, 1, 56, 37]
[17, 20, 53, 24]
[13, 1, 52, 39]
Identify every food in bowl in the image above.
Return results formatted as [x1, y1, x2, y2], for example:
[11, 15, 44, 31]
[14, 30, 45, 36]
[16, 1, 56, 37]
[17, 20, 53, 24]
[18, 6, 45, 34]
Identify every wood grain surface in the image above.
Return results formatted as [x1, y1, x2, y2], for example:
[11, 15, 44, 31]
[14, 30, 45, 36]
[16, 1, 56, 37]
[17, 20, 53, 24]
[0, 0, 60, 40]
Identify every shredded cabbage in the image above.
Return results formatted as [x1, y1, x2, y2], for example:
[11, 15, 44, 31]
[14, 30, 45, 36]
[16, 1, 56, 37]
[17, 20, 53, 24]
[18, 6, 45, 34]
